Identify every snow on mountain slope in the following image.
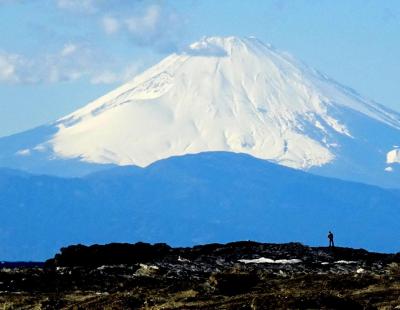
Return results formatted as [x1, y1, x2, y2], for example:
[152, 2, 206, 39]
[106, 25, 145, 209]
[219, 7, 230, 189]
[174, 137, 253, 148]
[3, 36, 400, 186]
[46, 36, 399, 170]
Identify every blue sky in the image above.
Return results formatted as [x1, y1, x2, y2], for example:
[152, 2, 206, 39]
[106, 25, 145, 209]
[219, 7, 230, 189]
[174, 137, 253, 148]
[0, 0, 399, 137]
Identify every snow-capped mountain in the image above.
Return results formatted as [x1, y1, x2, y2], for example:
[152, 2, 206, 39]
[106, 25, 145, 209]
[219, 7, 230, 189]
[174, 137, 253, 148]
[1, 36, 400, 187]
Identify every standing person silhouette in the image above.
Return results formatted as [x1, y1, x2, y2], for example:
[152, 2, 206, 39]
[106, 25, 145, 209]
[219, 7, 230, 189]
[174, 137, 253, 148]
[328, 231, 334, 248]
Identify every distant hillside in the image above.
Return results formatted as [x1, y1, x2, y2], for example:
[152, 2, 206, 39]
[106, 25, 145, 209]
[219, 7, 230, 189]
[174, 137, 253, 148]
[0, 152, 399, 261]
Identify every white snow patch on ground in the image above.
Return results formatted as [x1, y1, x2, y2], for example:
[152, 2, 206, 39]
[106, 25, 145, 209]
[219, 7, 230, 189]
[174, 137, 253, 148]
[334, 260, 357, 264]
[178, 256, 190, 263]
[238, 257, 302, 264]
[139, 263, 159, 270]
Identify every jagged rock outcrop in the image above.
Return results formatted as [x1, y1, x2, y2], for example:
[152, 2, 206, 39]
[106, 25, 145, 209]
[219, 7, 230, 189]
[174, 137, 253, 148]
[1, 241, 400, 309]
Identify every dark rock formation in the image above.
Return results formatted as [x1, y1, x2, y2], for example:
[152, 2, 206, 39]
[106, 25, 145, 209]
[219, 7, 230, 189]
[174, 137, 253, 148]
[47, 242, 171, 267]
[1, 241, 400, 309]
[46, 241, 399, 267]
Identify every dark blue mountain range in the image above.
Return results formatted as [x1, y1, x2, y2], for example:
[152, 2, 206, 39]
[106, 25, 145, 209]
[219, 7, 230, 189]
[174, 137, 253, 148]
[0, 152, 399, 261]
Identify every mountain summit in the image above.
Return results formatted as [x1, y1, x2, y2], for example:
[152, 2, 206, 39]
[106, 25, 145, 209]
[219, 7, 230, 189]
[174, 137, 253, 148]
[1, 36, 400, 186]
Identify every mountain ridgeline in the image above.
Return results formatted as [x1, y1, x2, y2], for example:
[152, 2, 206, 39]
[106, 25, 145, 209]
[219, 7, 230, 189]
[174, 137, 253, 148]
[0, 152, 399, 261]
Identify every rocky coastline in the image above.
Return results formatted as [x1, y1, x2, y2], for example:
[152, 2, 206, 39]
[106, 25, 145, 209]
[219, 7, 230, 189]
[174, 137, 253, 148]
[1, 241, 400, 309]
